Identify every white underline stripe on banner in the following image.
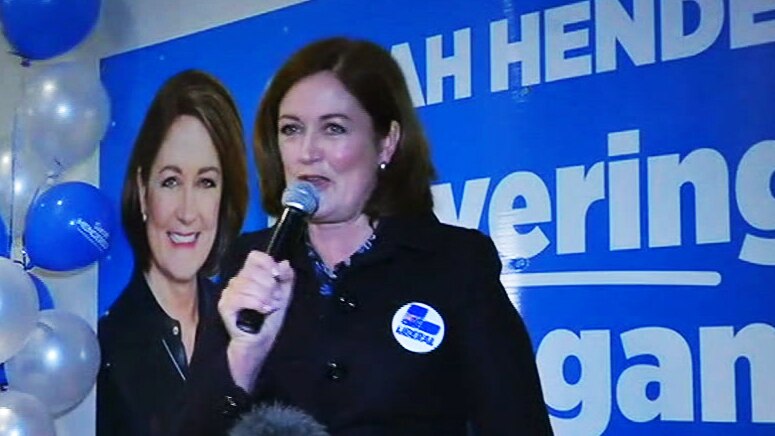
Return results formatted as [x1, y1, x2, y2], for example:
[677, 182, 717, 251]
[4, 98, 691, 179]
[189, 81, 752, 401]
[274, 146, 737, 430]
[501, 271, 722, 287]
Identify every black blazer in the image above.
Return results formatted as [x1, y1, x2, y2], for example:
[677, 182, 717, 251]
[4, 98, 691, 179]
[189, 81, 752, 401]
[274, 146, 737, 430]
[178, 214, 552, 435]
[97, 270, 218, 436]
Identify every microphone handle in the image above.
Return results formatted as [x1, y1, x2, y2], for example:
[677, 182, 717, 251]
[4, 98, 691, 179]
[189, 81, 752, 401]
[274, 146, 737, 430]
[235, 207, 306, 334]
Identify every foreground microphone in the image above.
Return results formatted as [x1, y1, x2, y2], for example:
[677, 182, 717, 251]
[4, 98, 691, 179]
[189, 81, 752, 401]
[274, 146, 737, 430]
[230, 403, 329, 436]
[236, 180, 319, 334]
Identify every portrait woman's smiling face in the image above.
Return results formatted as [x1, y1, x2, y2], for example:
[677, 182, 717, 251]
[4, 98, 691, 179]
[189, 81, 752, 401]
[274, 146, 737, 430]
[277, 71, 396, 224]
[140, 114, 223, 284]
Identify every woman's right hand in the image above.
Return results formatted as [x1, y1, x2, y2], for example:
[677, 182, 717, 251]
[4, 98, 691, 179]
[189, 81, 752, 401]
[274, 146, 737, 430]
[217, 250, 295, 390]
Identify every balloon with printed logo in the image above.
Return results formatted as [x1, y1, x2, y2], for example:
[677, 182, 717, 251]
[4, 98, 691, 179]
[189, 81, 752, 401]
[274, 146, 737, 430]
[0, 0, 100, 60]
[24, 181, 115, 271]
[18, 62, 110, 175]
[6, 309, 101, 417]
[0, 257, 38, 363]
[0, 390, 56, 436]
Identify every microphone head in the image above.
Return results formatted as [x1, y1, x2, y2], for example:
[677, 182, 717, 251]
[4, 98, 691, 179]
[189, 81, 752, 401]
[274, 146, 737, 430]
[229, 403, 329, 436]
[281, 181, 319, 215]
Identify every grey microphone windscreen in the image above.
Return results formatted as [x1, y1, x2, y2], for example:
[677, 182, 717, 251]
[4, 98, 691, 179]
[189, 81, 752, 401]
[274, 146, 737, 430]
[229, 403, 329, 436]
[281, 180, 320, 214]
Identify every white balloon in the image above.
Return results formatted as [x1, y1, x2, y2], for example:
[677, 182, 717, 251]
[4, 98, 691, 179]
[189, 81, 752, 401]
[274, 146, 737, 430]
[6, 310, 100, 417]
[0, 257, 39, 362]
[18, 62, 110, 174]
[0, 390, 56, 436]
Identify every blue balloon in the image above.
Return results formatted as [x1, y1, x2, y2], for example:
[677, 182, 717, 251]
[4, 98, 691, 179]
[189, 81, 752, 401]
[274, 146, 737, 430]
[0, 216, 8, 258]
[24, 182, 115, 272]
[28, 273, 55, 310]
[0, 0, 100, 60]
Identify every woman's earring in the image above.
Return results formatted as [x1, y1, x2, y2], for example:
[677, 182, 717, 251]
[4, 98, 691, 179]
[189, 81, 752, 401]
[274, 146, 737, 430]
[142, 212, 147, 223]
[378, 161, 387, 171]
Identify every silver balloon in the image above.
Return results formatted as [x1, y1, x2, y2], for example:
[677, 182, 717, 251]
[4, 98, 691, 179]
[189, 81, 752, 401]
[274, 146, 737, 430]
[6, 310, 100, 417]
[18, 62, 110, 174]
[0, 257, 39, 362]
[0, 390, 56, 436]
[0, 146, 55, 238]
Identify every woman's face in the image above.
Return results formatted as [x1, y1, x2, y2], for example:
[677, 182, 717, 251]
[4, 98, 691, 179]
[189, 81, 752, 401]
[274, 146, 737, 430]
[140, 115, 222, 284]
[277, 71, 396, 224]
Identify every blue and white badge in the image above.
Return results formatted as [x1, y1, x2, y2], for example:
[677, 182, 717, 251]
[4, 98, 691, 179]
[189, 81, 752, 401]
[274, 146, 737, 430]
[391, 302, 445, 353]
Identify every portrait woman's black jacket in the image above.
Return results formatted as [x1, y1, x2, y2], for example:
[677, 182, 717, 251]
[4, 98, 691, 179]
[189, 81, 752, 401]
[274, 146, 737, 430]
[178, 213, 552, 435]
[97, 271, 219, 436]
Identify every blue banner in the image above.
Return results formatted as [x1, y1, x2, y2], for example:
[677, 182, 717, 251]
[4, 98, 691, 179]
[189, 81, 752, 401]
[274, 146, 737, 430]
[100, 0, 775, 434]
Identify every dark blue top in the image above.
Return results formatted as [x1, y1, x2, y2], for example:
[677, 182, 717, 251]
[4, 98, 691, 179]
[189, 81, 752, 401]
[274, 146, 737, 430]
[177, 214, 552, 435]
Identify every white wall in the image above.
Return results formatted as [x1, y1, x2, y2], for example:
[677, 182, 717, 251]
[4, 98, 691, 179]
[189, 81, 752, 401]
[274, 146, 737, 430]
[0, 0, 306, 434]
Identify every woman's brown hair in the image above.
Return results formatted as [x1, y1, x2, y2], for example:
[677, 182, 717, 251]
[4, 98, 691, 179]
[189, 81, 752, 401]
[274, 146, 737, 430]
[254, 37, 436, 218]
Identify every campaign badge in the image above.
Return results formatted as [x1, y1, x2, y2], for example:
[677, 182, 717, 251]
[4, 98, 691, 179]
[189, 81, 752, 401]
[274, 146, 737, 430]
[391, 302, 445, 353]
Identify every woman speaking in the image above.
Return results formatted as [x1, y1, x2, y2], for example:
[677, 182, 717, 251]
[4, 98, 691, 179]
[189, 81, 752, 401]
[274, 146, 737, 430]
[179, 38, 552, 435]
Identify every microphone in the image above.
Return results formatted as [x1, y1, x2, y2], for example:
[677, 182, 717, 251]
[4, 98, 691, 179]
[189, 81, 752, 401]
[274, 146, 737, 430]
[229, 403, 329, 436]
[235, 180, 319, 334]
